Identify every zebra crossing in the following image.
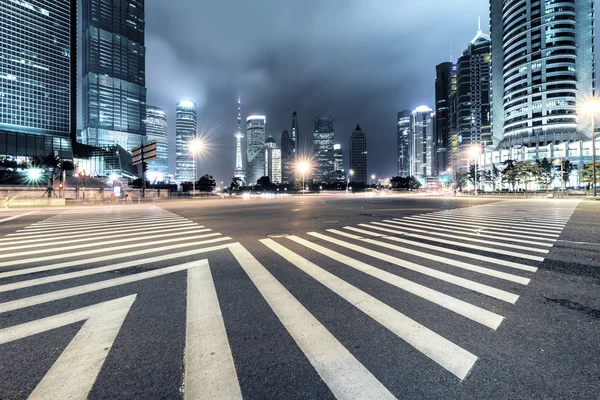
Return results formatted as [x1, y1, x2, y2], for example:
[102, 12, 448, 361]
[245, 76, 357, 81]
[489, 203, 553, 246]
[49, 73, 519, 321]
[258, 200, 579, 383]
[0, 200, 581, 398]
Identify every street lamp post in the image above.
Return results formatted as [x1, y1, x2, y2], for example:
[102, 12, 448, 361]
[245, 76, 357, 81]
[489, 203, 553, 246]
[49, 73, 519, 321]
[189, 139, 203, 196]
[297, 161, 310, 195]
[371, 174, 376, 187]
[80, 170, 87, 200]
[347, 169, 354, 194]
[583, 98, 600, 197]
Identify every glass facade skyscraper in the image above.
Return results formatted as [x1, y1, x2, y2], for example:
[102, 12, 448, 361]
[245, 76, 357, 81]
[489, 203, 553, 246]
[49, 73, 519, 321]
[80, 0, 147, 151]
[144, 106, 168, 178]
[397, 110, 412, 176]
[490, 0, 595, 150]
[246, 115, 267, 185]
[411, 106, 435, 179]
[175, 100, 197, 183]
[0, 0, 74, 160]
[313, 115, 335, 183]
[349, 124, 367, 185]
[264, 137, 282, 184]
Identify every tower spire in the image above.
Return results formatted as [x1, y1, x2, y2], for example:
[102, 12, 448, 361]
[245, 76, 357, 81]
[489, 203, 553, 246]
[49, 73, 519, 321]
[234, 96, 245, 181]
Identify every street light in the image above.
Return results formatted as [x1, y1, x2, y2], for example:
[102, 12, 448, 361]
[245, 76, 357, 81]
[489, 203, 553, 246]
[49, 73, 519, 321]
[79, 170, 87, 200]
[469, 145, 482, 196]
[371, 174, 376, 186]
[347, 169, 354, 194]
[583, 98, 600, 197]
[189, 138, 203, 195]
[297, 160, 310, 195]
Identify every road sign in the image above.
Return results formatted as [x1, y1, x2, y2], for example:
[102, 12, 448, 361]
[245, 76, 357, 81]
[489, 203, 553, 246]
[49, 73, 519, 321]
[132, 141, 157, 165]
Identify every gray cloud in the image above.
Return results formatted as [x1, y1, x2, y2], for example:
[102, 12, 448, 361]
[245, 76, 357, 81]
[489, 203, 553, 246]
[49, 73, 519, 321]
[145, 0, 492, 183]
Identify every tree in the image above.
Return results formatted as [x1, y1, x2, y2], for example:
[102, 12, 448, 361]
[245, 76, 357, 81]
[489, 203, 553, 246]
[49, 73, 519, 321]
[29, 154, 75, 196]
[195, 174, 217, 192]
[229, 177, 242, 192]
[561, 160, 575, 189]
[502, 160, 518, 193]
[467, 163, 482, 190]
[536, 158, 555, 192]
[0, 158, 26, 181]
[390, 176, 409, 190]
[580, 162, 600, 191]
[408, 176, 422, 190]
[484, 163, 502, 192]
[130, 178, 151, 188]
[514, 161, 540, 192]
[455, 173, 468, 191]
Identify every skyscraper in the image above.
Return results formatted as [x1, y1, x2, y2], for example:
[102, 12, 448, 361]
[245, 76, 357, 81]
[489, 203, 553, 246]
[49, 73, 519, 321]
[234, 98, 245, 180]
[0, 0, 75, 160]
[280, 130, 294, 183]
[349, 124, 367, 185]
[80, 0, 147, 151]
[333, 144, 343, 173]
[397, 111, 412, 176]
[313, 115, 335, 182]
[435, 62, 455, 176]
[264, 137, 282, 184]
[490, 0, 595, 151]
[452, 28, 491, 173]
[246, 115, 266, 185]
[144, 106, 168, 179]
[411, 106, 435, 179]
[175, 100, 197, 182]
[291, 111, 299, 153]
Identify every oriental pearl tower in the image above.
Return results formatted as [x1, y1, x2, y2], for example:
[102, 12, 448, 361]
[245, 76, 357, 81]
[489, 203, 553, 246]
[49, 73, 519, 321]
[233, 97, 245, 182]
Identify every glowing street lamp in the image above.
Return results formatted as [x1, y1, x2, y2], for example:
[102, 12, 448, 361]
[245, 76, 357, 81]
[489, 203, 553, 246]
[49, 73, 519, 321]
[371, 174, 376, 186]
[469, 145, 482, 196]
[189, 138, 203, 194]
[297, 160, 310, 195]
[80, 170, 87, 200]
[582, 97, 600, 197]
[347, 169, 354, 194]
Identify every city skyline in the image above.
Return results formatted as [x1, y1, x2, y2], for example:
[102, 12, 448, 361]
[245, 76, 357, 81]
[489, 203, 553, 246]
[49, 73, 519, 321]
[142, 1, 505, 182]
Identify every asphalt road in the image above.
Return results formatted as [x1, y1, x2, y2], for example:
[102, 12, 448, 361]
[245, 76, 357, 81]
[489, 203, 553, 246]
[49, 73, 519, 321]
[0, 194, 598, 399]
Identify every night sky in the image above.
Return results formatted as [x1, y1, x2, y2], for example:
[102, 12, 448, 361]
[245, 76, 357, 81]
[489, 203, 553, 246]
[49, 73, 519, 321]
[145, 0, 492, 184]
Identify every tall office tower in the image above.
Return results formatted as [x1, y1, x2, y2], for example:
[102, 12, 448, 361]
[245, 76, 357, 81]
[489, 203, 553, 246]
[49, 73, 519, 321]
[264, 137, 282, 183]
[144, 106, 168, 179]
[80, 0, 147, 151]
[435, 62, 455, 176]
[280, 130, 294, 183]
[349, 124, 368, 185]
[333, 144, 343, 173]
[453, 27, 492, 173]
[411, 106, 435, 179]
[246, 115, 266, 185]
[313, 115, 335, 183]
[291, 111, 299, 153]
[0, 0, 75, 160]
[234, 98, 245, 180]
[397, 111, 412, 176]
[175, 101, 197, 182]
[490, 0, 595, 150]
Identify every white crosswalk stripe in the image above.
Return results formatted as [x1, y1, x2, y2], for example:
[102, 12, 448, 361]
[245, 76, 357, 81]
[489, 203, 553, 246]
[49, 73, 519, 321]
[256, 200, 578, 384]
[0, 200, 580, 397]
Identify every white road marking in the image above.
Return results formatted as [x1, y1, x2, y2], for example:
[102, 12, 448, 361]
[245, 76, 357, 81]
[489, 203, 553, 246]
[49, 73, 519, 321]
[287, 235, 505, 329]
[0, 238, 232, 279]
[28, 212, 176, 227]
[373, 221, 549, 254]
[184, 261, 242, 400]
[421, 214, 565, 229]
[0, 295, 135, 400]
[308, 232, 520, 303]
[0, 260, 207, 314]
[402, 216, 559, 240]
[0, 211, 38, 224]
[0, 243, 234, 293]
[387, 219, 554, 246]
[0, 221, 198, 247]
[0, 225, 204, 252]
[21, 215, 185, 233]
[0, 232, 223, 268]
[338, 227, 538, 272]
[359, 224, 545, 262]
[228, 242, 398, 397]
[260, 239, 478, 381]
